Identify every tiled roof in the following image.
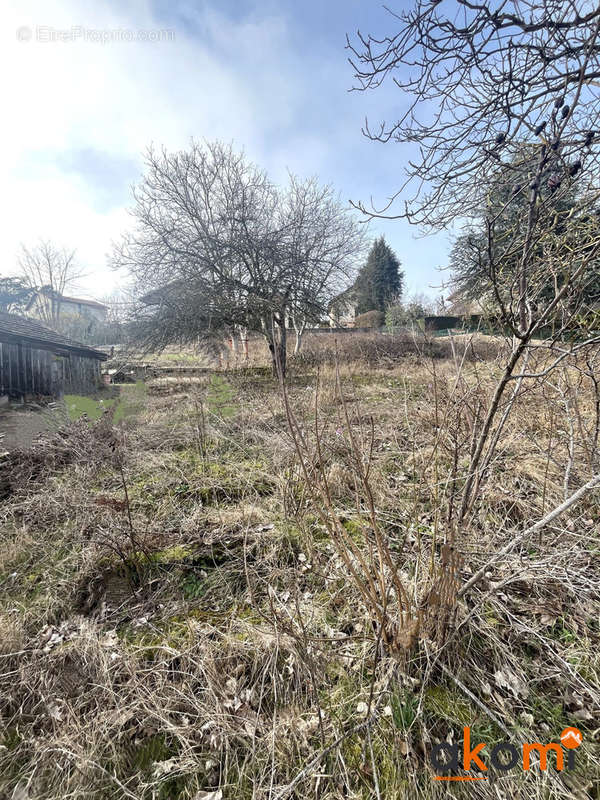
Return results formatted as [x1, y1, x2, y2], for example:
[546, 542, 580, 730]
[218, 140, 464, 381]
[0, 312, 108, 360]
[60, 295, 108, 310]
[27, 290, 108, 312]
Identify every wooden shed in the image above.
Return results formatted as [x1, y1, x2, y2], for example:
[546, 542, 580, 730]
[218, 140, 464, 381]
[0, 311, 108, 400]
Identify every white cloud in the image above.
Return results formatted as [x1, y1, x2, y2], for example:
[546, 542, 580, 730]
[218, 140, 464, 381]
[0, 0, 450, 300]
[1, 0, 309, 297]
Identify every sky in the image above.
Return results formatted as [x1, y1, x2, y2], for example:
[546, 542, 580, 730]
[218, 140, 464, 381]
[2, 0, 455, 303]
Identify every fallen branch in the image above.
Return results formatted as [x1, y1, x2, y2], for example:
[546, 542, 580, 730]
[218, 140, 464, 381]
[458, 472, 600, 598]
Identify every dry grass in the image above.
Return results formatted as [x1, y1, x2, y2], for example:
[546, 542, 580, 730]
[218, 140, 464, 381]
[289, 330, 502, 370]
[0, 335, 599, 799]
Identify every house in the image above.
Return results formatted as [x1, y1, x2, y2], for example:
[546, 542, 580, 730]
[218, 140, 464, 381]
[60, 295, 108, 321]
[26, 289, 108, 322]
[328, 287, 358, 328]
[0, 311, 108, 400]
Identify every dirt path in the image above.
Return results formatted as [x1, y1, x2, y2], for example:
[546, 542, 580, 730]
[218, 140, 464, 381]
[0, 406, 61, 451]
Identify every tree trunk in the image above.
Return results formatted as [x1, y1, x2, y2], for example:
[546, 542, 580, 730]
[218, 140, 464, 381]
[239, 327, 249, 360]
[291, 315, 306, 355]
[279, 324, 287, 374]
[265, 316, 287, 377]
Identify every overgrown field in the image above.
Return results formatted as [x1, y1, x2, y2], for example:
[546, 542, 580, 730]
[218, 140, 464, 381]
[1, 334, 599, 799]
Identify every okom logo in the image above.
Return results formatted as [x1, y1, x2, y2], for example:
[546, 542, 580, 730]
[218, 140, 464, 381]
[430, 726, 582, 781]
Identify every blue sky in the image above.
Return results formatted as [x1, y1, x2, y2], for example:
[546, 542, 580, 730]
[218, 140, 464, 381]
[3, 0, 454, 302]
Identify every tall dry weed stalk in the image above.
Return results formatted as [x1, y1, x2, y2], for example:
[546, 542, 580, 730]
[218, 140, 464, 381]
[279, 332, 600, 657]
[278, 362, 420, 657]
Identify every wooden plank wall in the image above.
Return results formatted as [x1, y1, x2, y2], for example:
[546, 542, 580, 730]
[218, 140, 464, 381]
[64, 354, 102, 394]
[0, 342, 101, 398]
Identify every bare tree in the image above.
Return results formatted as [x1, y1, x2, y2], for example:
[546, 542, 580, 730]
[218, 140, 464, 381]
[348, 2, 600, 560]
[348, 1, 600, 228]
[115, 141, 364, 373]
[18, 240, 85, 325]
[100, 288, 135, 324]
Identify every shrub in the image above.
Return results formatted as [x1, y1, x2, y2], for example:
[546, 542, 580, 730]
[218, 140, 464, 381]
[290, 331, 501, 369]
[354, 310, 384, 328]
[385, 302, 426, 331]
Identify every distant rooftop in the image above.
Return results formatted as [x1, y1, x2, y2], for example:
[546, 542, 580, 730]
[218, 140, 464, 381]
[34, 289, 108, 310]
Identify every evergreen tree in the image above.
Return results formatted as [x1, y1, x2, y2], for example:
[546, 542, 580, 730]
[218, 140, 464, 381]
[0, 277, 34, 314]
[449, 146, 600, 312]
[354, 237, 403, 313]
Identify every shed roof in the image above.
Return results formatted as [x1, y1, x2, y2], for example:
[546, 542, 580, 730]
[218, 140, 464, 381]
[0, 312, 108, 360]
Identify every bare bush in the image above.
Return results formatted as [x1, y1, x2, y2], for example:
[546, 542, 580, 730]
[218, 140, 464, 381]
[290, 331, 501, 369]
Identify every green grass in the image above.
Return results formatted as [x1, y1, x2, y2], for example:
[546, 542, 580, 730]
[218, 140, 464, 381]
[64, 393, 116, 421]
[65, 382, 147, 424]
[206, 374, 237, 418]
